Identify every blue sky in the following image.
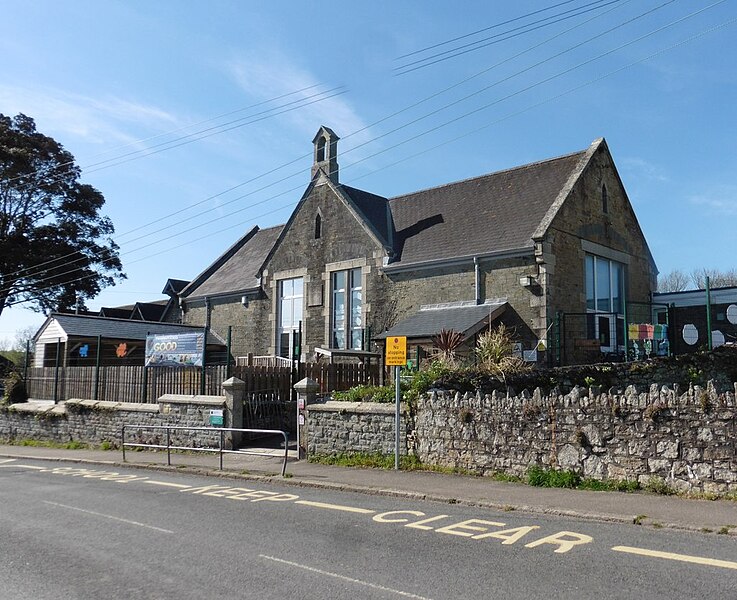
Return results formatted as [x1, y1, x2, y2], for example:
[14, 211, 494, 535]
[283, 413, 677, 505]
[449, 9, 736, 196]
[1, 0, 735, 344]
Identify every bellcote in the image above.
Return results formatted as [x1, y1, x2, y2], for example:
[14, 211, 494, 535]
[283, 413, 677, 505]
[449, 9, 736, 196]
[311, 126, 339, 183]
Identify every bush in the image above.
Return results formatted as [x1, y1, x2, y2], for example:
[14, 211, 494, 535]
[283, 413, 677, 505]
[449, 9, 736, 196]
[527, 465, 581, 488]
[2, 371, 27, 405]
[333, 385, 395, 403]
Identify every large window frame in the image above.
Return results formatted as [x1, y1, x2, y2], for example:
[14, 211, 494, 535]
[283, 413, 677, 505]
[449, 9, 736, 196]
[330, 268, 363, 350]
[585, 254, 625, 353]
[277, 277, 303, 359]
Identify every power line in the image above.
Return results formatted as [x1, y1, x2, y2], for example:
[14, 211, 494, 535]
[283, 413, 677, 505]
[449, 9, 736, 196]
[394, 0, 623, 74]
[0, 0, 715, 297]
[6, 13, 733, 309]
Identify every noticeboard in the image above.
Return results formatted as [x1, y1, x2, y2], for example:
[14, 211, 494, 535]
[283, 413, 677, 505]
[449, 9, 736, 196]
[385, 336, 407, 367]
[145, 332, 205, 367]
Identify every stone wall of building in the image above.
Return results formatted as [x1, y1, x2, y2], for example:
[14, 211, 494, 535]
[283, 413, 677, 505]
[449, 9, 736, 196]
[306, 401, 408, 456]
[0, 395, 227, 449]
[413, 382, 737, 494]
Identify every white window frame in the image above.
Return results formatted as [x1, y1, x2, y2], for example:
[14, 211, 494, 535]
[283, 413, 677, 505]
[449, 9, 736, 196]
[277, 277, 303, 359]
[330, 267, 362, 350]
[585, 254, 625, 353]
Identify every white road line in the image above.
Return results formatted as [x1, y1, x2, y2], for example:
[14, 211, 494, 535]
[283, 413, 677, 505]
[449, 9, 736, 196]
[0, 464, 46, 470]
[259, 555, 434, 600]
[42, 501, 174, 534]
[294, 500, 375, 514]
[612, 545, 737, 571]
[0, 459, 18, 465]
[145, 481, 191, 489]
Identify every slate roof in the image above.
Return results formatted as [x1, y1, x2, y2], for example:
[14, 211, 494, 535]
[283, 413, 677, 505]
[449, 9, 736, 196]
[386, 150, 587, 267]
[181, 225, 284, 299]
[38, 313, 225, 345]
[132, 301, 169, 321]
[342, 185, 391, 247]
[377, 300, 507, 340]
[99, 306, 134, 319]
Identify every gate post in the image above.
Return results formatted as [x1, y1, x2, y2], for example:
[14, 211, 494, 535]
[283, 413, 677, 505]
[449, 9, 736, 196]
[222, 377, 245, 449]
[294, 377, 319, 460]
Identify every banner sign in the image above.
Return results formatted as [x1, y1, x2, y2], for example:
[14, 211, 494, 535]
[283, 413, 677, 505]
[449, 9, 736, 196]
[145, 333, 205, 367]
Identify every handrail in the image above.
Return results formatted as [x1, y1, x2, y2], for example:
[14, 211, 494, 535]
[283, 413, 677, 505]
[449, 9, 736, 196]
[121, 425, 289, 477]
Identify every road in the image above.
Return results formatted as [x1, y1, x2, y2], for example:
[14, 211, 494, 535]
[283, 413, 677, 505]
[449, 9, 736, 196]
[0, 458, 735, 599]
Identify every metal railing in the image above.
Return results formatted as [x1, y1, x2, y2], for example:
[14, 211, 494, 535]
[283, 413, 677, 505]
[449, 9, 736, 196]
[121, 425, 290, 476]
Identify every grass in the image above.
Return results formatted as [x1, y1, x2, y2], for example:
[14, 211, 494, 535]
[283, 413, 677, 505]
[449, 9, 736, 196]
[2, 438, 90, 450]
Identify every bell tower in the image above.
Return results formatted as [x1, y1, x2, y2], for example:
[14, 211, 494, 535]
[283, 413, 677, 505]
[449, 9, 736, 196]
[311, 126, 339, 183]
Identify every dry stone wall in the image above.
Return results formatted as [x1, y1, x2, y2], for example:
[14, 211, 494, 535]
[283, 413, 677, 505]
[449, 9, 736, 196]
[414, 382, 737, 494]
[0, 395, 227, 449]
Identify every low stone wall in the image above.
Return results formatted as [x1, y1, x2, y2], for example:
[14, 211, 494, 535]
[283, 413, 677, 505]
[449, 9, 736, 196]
[307, 401, 408, 456]
[414, 382, 737, 494]
[0, 395, 227, 448]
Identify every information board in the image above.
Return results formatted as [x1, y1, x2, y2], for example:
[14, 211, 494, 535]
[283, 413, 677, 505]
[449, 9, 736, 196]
[145, 332, 205, 367]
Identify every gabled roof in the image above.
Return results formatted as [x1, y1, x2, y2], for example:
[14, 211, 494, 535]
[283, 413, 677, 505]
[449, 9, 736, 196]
[99, 306, 134, 319]
[385, 147, 589, 268]
[131, 301, 169, 321]
[377, 300, 507, 340]
[162, 278, 190, 297]
[34, 313, 226, 345]
[181, 225, 283, 300]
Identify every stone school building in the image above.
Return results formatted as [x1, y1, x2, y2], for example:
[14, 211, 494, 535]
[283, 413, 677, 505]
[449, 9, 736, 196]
[174, 126, 657, 364]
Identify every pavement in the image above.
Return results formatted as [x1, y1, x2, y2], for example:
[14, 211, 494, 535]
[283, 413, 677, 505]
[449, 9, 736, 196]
[1, 443, 735, 534]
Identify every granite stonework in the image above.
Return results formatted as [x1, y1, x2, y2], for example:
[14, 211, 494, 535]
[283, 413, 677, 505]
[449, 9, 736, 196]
[0, 395, 227, 449]
[413, 382, 737, 494]
[306, 401, 408, 456]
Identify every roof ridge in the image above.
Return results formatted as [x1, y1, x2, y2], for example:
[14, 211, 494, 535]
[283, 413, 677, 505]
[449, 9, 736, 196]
[389, 148, 587, 202]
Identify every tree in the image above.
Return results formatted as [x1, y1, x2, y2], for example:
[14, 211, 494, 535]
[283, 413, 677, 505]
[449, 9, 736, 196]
[0, 113, 124, 317]
[657, 269, 690, 292]
[691, 267, 737, 290]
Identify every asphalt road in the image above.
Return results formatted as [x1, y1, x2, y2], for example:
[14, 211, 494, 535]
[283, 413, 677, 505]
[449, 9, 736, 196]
[0, 458, 735, 600]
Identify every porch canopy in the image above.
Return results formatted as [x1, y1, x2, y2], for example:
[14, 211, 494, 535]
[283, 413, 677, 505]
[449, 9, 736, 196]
[376, 299, 508, 342]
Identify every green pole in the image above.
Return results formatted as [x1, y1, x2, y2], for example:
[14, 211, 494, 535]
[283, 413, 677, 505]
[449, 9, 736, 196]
[622, 293, 628, 362]
[94, 335, 102, 400]
[226, 326, 232, 380]
[200, 327, 208, 395]
[142, 331, 150, 403]
[555, 311, 562, 367]
[53, 338, 61, 404]
[705, 276, 713, 351]
[24, 339, 29, 383]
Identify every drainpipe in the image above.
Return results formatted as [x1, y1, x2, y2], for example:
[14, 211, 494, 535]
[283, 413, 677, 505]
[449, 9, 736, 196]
[204, 296, 212, 329]
[474, 257, 481, 305]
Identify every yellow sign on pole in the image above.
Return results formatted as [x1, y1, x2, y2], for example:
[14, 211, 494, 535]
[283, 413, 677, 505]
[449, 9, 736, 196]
[385, 336, 407, 366]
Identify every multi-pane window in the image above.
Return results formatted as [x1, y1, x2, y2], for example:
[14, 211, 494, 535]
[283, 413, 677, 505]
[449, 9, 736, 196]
[585, 255, 625, 352]
[331, 268, 362, 349]
[277, 278, 303, 359]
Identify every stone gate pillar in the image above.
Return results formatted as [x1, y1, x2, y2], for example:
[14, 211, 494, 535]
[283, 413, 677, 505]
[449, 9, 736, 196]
[222, 377, 245, 449]
[293, 377, 320, 460]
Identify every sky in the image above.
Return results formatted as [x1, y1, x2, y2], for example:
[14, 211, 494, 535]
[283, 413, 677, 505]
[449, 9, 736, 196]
[1, 0, 736, 346]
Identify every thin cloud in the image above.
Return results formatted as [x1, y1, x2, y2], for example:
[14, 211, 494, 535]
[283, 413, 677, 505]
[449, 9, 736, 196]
[689, 185, 737, 216]
[0, 85, 178, 147]
[227, 53, 371, 148]
[620, 157, 670, 183]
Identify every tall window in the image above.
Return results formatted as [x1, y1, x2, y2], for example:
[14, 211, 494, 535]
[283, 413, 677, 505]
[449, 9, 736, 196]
[585, 255, 625, 352]
[331, 268, 362, 349]
[277, 278, 303, 359]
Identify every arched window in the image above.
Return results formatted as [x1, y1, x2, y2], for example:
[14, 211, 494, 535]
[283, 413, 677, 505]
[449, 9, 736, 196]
[602, 184, 609, 214]
[314, 213, 322, 239]
[316, 136, 326, 162]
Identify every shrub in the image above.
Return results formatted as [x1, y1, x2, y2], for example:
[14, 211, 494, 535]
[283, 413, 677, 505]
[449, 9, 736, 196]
[527, 465, 581, 488]
[432, 329, 465, 367]
[333, 385, 395, 403]
[475, 324, 531, 381]
[2, 371, 27, 405]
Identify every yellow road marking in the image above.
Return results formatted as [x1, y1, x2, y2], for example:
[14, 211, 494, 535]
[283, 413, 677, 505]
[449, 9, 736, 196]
[43, 501, 174, 534]
[295, 500, 375, 514]
[259, 555, 434, 600]
[612, 546, 737, 571]
[145, 480, 191, 489]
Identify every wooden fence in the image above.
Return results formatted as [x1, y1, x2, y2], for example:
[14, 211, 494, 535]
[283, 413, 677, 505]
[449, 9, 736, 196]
[24, 361, 382, 404]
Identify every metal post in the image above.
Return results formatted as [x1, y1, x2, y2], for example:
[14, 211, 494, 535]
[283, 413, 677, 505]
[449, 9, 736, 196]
[555, 312, 562, 367]
[122, 426, 126, 462]
[24, 339, 29, 383]
[705, 276, 713, 351]
[142, 330, 150, 403]
[394, 366, 401, 470]
[53, 338, 61, 404]
[166, 427, 171, 466]
[93, 334, 102, 401]
[219, 429, 224, 470]
[622, 293, 629, 362]
[226, 326, 232, 380]
[200, 327, 208, 395]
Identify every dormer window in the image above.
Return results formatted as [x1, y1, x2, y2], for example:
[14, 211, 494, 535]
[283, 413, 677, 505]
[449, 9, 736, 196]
[314, 213, 322, 239]
[602, 184, 609, 214]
